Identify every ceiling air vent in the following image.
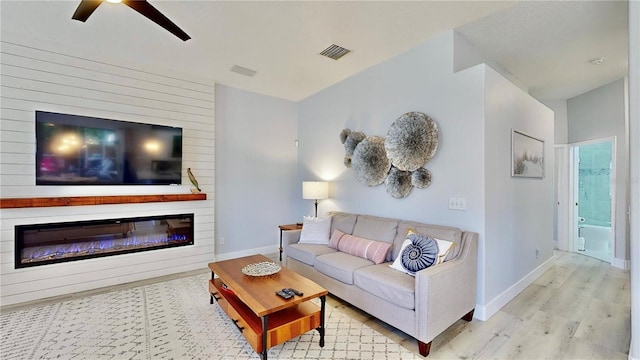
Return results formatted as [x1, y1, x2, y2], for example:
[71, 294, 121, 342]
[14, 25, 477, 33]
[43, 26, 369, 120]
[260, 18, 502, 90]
[230, 65, 257, 77]
[320, 44, 351, 60]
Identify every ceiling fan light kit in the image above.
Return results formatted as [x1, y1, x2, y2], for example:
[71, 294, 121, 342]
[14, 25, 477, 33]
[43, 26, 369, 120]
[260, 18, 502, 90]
[72, 0, 191, 41]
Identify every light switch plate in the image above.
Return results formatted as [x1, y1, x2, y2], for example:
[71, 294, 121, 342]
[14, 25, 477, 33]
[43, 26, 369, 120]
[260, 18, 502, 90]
[448, 197, 466, 211]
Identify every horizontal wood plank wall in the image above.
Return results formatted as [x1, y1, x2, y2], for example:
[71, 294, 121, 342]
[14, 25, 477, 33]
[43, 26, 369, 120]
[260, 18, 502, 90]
[0, 35, 215, 307]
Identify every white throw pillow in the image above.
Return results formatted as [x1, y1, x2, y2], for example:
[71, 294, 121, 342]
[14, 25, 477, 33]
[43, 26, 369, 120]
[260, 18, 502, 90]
[298, 216, 331, 244]
[434, 238, 455, 264]
[390, 236, 455, 275]
[404, 229, 456, 264]
[390, 239, 412, 275]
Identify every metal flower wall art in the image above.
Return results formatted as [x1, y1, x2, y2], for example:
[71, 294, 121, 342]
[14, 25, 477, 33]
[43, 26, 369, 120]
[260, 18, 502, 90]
[352, 136, 390, 186]
[340, 112, 439, 198]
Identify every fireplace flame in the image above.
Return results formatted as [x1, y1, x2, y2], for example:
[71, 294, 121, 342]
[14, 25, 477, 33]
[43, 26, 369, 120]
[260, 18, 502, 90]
[16, 215, 194, 268]
[22, 233, 189, 263]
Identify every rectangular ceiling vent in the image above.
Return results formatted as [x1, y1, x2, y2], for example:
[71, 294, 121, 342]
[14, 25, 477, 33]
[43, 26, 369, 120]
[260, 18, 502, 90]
[230, 65, 257, 77]
[320, 44, 351, 60]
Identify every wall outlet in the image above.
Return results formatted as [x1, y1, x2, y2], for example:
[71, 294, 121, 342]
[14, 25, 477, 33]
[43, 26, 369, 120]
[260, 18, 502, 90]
[448, 197, 467, 211]
[219, 237, 225, 245]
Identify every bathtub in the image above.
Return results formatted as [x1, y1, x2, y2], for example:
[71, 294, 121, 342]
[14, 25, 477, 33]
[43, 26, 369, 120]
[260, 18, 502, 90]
[579, 224, 612, 251]
[577, 224, 612, 262]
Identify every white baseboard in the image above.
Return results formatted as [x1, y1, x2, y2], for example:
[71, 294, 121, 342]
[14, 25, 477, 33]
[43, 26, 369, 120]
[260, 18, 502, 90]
[630, 336, 639, 360]
[475, 255, 556, 321]
[214, 246, 277, 262]
[613, 257, 630, 270]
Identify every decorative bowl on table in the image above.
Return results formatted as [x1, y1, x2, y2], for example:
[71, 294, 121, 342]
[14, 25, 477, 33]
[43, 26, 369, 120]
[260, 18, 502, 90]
[241, 261, 281, 276]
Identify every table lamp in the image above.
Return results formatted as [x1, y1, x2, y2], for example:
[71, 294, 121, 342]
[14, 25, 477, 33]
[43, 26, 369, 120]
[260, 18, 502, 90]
[302, 181, 329, 217]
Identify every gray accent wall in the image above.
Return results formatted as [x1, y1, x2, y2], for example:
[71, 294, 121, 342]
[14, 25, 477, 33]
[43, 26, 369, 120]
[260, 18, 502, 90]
[214, 84, 299, 256]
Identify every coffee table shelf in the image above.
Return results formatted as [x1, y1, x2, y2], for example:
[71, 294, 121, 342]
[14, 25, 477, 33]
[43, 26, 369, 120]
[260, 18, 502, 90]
[208, 254, 327, 360]
[210, 278, 321, 353]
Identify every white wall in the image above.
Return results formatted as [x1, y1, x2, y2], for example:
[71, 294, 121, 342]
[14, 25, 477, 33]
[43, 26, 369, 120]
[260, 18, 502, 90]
[0, 33, 215, 306]
[453, 31, 529, 94]
[628, 1, 639, 358]
[567, 78, 629, 262]
[297, 30, 555, 319]
[483, 66, 555, 315]
[544, 100, 569, 145]
[545, 100, 569, 250]
[214, 84, 298, 259]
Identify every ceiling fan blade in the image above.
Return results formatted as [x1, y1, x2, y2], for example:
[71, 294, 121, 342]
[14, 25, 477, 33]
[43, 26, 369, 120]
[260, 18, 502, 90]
[72, 0, 104, 22]
[122, 0, 191, 41]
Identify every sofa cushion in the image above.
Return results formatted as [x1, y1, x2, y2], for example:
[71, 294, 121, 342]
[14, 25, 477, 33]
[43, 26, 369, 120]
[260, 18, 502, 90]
[353, 215, 399, 242]
[314, 252, 373, 285]
[338, 234, 391, 265]
[287, 243, 337, 266]
[354, 263, 416, 310]
[329, 212, 358, 235]
[299, 216, 331, 244]
[392, 221, 462, 261]
[352, 215, 399, 261]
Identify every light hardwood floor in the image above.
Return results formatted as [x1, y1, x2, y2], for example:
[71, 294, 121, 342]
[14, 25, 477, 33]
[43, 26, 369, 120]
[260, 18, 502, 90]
[326, 250, 631, 359]
[3, 250, 630, 359]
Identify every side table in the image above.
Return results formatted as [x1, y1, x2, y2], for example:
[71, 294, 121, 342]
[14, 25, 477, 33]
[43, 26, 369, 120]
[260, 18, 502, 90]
[278, 223, 302, 261]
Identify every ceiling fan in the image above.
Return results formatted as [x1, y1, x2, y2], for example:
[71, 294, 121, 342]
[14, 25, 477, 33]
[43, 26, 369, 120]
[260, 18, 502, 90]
[72, 0, 191, 41]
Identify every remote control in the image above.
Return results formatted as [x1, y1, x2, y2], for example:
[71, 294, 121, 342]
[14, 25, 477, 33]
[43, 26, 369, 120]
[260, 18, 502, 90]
[276, 290, 293, 299]
[287, 288, 303, 296]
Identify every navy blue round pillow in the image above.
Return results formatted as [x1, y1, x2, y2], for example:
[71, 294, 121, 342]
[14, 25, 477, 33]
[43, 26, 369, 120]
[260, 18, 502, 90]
[401, 233, 439, 275]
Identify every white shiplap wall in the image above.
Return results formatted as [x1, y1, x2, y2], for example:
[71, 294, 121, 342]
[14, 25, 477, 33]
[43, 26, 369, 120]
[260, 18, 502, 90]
[0, 35, 215, 307]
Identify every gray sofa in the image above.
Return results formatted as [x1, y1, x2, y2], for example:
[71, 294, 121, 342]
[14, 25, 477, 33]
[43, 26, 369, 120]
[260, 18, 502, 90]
[283, 211, 478, 357]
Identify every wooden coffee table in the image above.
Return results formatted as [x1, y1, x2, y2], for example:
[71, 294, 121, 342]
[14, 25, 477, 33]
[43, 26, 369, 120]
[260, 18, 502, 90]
[208, 254, 328, 360]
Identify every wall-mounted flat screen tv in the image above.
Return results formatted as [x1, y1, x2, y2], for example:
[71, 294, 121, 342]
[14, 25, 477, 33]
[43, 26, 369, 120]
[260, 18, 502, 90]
[36, 111, 183, 186]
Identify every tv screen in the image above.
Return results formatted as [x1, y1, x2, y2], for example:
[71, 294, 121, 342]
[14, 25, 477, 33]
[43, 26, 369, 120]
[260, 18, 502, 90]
[35, 111, 183, 186]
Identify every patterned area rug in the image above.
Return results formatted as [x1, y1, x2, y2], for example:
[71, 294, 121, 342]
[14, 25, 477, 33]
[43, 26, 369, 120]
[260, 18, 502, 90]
[1, 273, 420, 360]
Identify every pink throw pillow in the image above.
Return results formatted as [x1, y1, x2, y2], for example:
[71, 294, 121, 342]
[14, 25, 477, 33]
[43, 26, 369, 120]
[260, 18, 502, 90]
[338, 234, 391, 265]
[329, 229, 346, 249]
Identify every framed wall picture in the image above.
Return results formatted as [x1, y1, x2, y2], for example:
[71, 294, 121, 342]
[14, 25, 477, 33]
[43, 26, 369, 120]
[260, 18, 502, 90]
[511, 129, 544, 178]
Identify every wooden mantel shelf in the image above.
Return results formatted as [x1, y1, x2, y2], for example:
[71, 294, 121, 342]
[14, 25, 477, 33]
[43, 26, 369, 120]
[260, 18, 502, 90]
[0, 193, 207, 209]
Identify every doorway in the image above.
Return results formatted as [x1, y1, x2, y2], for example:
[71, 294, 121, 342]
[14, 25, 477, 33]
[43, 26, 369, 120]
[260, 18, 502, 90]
[570, 138, 615, 263]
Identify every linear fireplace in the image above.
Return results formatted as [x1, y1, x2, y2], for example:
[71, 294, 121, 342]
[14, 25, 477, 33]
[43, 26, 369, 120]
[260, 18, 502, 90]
[15, 214, 194, 268]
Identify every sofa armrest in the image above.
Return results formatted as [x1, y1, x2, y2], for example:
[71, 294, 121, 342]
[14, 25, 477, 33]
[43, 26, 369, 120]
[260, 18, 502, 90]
[283, 229, 301, 245]
[282, 229, 302, 259]
[414, 231, 478, 343]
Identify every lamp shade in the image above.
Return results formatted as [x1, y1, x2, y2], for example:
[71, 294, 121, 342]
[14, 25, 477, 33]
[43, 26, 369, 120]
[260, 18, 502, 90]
[302, 181, 329, 200]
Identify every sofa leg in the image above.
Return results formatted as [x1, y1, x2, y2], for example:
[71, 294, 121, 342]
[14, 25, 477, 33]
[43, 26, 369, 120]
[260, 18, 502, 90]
[418, 340, 432, 357]
[462, 309, 475, 322]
